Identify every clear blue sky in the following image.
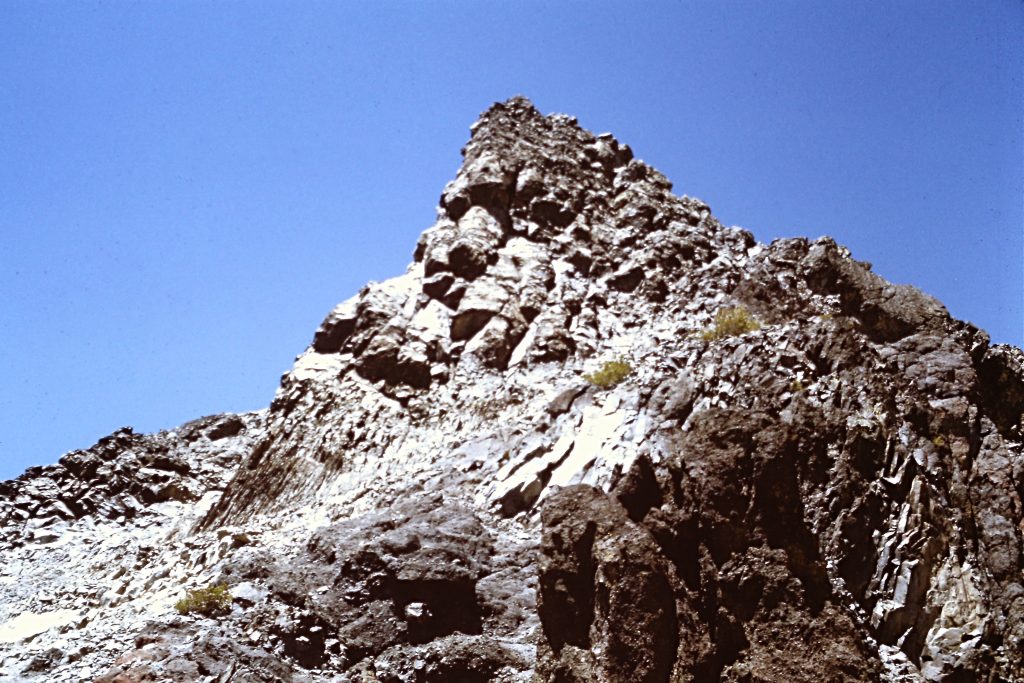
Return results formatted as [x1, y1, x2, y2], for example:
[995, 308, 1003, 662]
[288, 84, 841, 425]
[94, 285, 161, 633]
[1, 1, 1021, 480]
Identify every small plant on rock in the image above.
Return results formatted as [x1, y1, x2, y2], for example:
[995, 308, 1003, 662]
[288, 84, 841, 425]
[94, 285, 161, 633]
[174, 583, 232, 617]
[700, 306, 760, 341]
[584, 358, 632, 389]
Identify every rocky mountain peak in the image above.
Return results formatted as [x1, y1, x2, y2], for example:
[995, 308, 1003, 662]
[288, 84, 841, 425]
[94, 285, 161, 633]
[2, 98, 1022, 682]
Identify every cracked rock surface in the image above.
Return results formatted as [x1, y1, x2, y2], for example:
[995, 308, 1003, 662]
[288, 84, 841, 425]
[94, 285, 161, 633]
[2, 97, 1022, 682]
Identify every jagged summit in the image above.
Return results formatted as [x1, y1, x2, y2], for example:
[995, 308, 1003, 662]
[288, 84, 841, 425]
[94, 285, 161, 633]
[202, 96, 733, 526]
[204, 96, 958, 528]
[1, 99, 1023, 682]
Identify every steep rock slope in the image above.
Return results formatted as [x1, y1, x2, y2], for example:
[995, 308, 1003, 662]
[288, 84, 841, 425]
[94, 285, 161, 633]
[1, 97, 1022, 682]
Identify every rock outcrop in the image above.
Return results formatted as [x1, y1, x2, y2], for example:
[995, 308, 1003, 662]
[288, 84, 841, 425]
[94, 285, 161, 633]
[2, 97, 1022, 682]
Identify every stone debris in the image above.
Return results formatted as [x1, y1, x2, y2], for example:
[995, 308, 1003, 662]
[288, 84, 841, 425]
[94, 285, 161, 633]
[1, 96, 1022, 682]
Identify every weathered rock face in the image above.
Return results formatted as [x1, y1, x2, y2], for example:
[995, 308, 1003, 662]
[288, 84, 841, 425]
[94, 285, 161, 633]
[0, 412, 265, 681]
[2, 97, 1022, 682]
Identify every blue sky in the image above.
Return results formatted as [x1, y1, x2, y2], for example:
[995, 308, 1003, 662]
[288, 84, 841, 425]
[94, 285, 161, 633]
[1, 1, 1021, 480]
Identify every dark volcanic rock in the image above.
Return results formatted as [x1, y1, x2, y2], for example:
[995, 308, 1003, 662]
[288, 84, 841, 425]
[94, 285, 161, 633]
[270, 495, 492, 656]
[206, 493, 537, 680]
[538, 485, 680, 683]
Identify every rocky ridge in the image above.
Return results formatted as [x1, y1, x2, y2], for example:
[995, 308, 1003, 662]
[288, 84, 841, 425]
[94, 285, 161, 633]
[1, 97, 1022, 682]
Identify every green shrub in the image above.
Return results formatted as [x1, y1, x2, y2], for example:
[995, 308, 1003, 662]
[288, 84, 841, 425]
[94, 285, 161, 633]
[584, 358, 632, 389]
[789, 378, 806, 393]
[700, 307, 760, 341]
[175, 583, 232, 616]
